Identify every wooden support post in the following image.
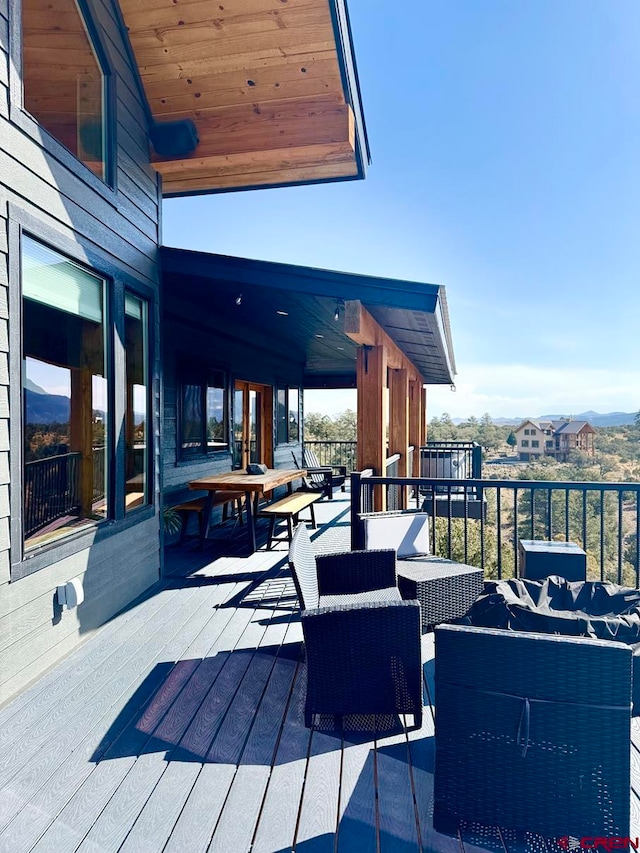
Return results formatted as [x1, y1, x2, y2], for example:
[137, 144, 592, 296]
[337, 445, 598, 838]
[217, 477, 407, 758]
[389, 368, 409, 475]
[356, 344, 387, 511]
[409, 379, 422, 478]
[420, 386, 427, 448]
[389, 368, 409, 507]
[70, 367, 94, 518]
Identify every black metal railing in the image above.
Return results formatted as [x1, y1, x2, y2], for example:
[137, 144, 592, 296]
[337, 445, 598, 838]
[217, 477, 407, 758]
[351, 472, 640, 587]
[303, 440, 482, 483]
[303, 440, 357, 472]
[24, 453, 82, 538]
[24, 447, 107, 538]
[93, 446, 106, 502]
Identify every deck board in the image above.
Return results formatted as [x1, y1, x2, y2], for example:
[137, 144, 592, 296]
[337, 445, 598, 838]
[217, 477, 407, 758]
[335, 726, 377, 852]
[250, 657, 312, 853]
[0, 493, 633, 853]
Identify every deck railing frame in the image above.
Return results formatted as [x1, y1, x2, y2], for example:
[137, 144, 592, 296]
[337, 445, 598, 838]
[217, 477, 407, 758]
[351, 472, 640, 586]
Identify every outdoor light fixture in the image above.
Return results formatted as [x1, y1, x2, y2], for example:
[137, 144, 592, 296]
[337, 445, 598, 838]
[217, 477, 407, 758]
[276, 310, 288, 316]
[315, 334, 324, 339]
[334, 299, 344, 321]
[235, 294, 242, 306]
[450, 384, 457, 392]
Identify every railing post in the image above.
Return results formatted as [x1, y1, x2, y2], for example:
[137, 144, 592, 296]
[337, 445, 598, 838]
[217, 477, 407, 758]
[472, 443, 483, 478]
[351, 471, 362, 550]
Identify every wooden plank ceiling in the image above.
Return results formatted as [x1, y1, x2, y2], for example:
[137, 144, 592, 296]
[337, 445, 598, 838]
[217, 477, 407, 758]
[118, 0, 359, 195]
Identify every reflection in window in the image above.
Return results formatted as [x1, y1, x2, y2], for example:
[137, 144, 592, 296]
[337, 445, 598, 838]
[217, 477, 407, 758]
[181, 384, 202, 453]
[125, 294, 148, 512]
[206, 376, 225, 450]
[22, 236, 107, 550]
[276, 387, 300, 444]
[22, 0, 109, 181]
[288, 388, 299, 441]
[180, 369, 228, 457]
[233, 388, 243, 468]
[276, 388, 287, 445]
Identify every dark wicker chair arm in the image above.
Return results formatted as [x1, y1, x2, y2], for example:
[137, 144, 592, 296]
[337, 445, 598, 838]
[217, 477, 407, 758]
[316, 548, 397, 596]
[301, 599, 422, 719]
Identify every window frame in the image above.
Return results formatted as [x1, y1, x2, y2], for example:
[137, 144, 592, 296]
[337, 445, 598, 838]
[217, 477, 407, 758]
[8, 208, 156, 580]
[9, 0, 118, 194]
[178, 363, 230, 460]
[521, 440, 529, 448]
[275, 386, 301, 446]
[124, 290, 152, 513]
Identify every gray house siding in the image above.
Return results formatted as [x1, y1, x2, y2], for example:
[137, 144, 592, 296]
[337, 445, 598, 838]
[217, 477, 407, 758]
[0, 0, 162, 705]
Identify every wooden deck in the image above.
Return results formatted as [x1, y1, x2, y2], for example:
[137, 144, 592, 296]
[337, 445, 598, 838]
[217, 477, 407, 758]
[1, 491, 639, 853]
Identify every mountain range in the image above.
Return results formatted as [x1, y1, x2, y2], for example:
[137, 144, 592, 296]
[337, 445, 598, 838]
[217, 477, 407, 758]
[451, 411, 637, 427]
[25, 385, 70, 424]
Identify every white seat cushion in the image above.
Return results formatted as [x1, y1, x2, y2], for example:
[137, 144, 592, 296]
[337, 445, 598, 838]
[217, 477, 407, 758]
[363, 512, 431, 558]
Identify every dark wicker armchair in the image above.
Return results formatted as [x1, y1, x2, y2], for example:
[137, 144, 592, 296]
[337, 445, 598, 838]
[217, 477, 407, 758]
[289, 525, 423, 729]
[434, 623, 632, 838]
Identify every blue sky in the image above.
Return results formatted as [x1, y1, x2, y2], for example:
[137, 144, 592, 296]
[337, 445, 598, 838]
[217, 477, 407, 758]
[163, 0, 640, 420]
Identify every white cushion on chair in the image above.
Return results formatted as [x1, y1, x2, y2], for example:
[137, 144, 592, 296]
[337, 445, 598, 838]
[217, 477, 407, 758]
[363, 512, 431, 558]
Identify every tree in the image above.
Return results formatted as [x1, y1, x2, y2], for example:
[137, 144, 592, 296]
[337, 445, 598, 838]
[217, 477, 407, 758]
[506, 431, 517, 450]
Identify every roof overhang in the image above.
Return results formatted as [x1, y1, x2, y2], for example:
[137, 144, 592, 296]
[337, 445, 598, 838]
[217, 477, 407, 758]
[117, 0, 370, 197]
[161, 247, 456, 386]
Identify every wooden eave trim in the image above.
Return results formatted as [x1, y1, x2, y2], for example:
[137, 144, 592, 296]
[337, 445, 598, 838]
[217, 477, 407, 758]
[344, 300, 423, 383]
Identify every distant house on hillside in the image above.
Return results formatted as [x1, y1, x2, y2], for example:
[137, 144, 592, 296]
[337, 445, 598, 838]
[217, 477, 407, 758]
[515, 418, 596, 462]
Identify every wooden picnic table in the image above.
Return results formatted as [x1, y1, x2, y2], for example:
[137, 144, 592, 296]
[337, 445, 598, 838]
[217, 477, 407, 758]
[188, 468, 305, 553]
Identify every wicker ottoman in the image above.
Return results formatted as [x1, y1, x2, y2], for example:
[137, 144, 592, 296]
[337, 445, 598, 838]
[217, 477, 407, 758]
[397, 557, 484, 632]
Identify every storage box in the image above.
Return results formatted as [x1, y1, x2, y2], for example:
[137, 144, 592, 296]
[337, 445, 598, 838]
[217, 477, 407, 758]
[518, 539, 587, 582]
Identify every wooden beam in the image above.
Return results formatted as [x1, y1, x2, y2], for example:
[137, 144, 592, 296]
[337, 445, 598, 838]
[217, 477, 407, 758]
[356, 345, 386, 511]
[344, 300, 422, 381]
[389, 369, 409, 478]
[409, 379, 423, 477]
[155, 140, 355, 179]
[161, 158, 358, 194]
[152, 97, 353, 163]
[421, 387, 427, 447]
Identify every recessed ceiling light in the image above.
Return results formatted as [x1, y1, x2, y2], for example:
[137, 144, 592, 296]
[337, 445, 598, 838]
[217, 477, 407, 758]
[336, 346, 345, 350]
[315, 334, 324, 338]
[276, 310, 288, 316]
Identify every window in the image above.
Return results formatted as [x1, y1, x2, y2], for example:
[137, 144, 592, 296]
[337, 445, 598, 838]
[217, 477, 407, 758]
[521, 440, 529, 447]
[22, 0, 110, 182]
[524, 429, 530, 435]
[288, 388, 299, 442]
[531, 440, 540, 448]
[276, 389, 287, 445]
[22, 236, 108, 550]
[180, 368, 228, 457]
[531, 429, 537, 436]
[125, 293, 149, 511]
[546, 440, 553, 448]
[276, 387, 300, 444]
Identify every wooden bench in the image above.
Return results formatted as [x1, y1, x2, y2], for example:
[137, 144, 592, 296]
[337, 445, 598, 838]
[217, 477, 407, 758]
[258, 492, 320, 549]
[174, 491, 244, 544]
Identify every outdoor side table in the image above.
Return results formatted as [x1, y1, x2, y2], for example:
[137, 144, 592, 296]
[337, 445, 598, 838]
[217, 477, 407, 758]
[518, 539, 586, 582]
[396, 557, 484, 632]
